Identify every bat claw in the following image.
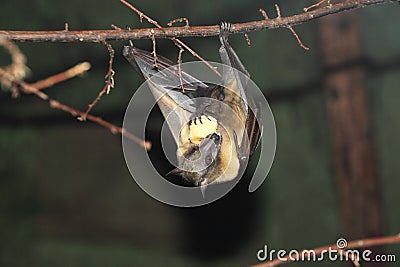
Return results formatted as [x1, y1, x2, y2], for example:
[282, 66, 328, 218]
[220, 21, 233, 33]
[219, 21, 233, 42]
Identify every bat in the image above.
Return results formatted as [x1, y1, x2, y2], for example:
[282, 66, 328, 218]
[123, 22, 261, 194]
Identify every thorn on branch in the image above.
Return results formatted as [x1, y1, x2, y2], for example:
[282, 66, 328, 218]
[259, 8, 269, 20]
[244, 33, 251, 46]
[64, 23, 69, 31]
[167, 18, 189, 27]
[111, 24, 123, 30]
[275, 4, 281, 19]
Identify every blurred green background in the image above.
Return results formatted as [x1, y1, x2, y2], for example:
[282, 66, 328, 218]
[0, 0, 399, 266]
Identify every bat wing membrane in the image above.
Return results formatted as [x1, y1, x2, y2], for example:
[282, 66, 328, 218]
[123, 45, 209, 145]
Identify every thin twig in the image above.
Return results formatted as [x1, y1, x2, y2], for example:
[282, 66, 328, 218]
[49, 99, 151, 149]
[250, 234, 400, 267]
[167, 17, 189, 27]
[304, 0, 332, 12]
[120, 0, 162, 27]
[274, 4, 310, 51]
[177, 45, 185, 92]
[79, 40, 115, 121]
[244, 33, 251, 46]
[30, 62, 91, 90]
[259, 8, 269, 20]
[78, 82, 109, 121]
[173, 38, 220, 77]
[103, 39, 115, 94]
[150, 29, 159, 69]
[287, 26, 310, 50]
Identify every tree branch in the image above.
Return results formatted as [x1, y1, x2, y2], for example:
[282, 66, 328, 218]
[0, 0, 397, 43]
[0, 67, 151, 150]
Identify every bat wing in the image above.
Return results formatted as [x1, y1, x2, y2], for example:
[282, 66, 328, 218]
[218, 22, 262, 161]
[244, 98, 262, 158]
[219, 22, 250, 106]
[123, 45, 209, 145]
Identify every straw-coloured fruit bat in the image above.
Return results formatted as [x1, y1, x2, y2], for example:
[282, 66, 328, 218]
[123, 22, 261, 193]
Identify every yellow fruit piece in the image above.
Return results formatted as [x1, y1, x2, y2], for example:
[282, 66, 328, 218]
[188, 115, 218, 144]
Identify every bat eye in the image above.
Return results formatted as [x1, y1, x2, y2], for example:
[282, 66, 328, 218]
[191, 147, 199, 153]
[205, 155, 213, 165]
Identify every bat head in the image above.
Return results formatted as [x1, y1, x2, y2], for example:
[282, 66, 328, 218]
[170, 132, 222, 186]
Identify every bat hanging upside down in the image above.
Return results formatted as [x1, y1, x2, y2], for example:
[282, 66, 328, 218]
[123, 22, 261, 192]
